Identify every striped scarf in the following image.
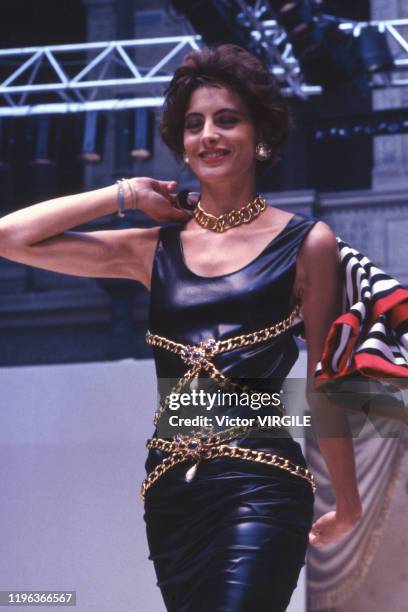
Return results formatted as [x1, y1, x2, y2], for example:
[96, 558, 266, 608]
[298, 238, 408, 389]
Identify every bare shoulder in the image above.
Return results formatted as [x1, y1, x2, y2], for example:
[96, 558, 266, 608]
[293, 221, 340, 301]
[299, 220, 339, 261]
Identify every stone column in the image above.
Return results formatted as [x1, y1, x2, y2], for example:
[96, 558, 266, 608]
[371, 0, 408, 190]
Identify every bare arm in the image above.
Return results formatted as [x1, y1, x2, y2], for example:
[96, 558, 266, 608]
[0, 178, 190, 289]
[296, 221, 362, 547]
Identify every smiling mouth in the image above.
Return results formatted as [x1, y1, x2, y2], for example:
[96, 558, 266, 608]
[199, 150, 230, 161]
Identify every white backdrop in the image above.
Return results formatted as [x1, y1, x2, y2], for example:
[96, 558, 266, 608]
[0, 352, 308, 612]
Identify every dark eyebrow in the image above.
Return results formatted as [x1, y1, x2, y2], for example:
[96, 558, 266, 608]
[184, 108, 243, 120]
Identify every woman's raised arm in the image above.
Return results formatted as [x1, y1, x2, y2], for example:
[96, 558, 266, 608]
[0, 177, 190, 289]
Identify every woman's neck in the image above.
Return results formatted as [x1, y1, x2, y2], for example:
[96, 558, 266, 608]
[199, 179, 257, 216]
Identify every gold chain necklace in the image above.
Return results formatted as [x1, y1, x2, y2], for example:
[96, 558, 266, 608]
[193, 194, 267, 233]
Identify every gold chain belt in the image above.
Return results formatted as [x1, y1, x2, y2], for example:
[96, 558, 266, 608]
[141, 427, 316, 501]
[146, 304, 301, 426]
[141, 304, 315, 500]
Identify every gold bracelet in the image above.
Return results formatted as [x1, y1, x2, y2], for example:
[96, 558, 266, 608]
[125, 178, 138, 210]
[116, 179, 126, 218]
[117, 178, 138, 217]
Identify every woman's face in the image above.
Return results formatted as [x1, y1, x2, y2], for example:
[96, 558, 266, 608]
[183, 84, 258, 185]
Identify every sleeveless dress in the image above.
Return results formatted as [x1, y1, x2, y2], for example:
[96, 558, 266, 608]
[143, 213, 318, 612]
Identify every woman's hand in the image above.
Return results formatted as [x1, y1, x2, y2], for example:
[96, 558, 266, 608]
[309, 508, 362, 548]
[131, 177, 193, 224]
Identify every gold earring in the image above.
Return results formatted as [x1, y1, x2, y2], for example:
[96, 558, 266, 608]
[255, 142, 272, 161]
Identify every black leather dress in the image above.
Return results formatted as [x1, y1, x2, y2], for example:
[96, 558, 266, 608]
[143, 213, 318, 612]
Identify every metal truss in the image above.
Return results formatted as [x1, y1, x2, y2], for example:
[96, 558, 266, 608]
[0, 15, 408, 116]
[232, 0, 307, 97]
[258, 15, 408, 88]
[0, 35, 201, 117]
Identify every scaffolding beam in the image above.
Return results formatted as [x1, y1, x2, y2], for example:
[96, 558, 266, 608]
[0, 17, 407, 116]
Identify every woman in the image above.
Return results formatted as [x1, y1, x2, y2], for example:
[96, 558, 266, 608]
[0, 45, 362, 611]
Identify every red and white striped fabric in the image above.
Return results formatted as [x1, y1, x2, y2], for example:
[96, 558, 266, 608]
[313, 238, 408, 389]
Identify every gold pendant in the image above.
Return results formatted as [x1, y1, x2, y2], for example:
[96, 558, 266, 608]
[190, 376, 199, 391]
[185, 462, 198, 482]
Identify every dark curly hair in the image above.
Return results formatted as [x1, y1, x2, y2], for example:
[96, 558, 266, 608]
[159, 44, 293, 174]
